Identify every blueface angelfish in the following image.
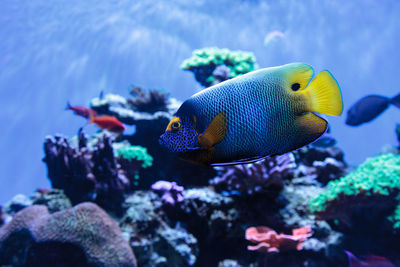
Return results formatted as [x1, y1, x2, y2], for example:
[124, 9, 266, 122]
[159, 63, 343, 165]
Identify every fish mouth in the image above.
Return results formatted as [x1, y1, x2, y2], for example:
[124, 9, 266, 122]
[158, 134, 169, 149]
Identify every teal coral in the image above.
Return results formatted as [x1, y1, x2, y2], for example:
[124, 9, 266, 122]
[181, 47, 257, 87]
[310, 153, 400, 226]
[115, 145, 153, 168]
[390, 202, 400, 229]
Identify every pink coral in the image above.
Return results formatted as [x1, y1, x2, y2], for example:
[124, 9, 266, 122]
[245, 226, 312, 253]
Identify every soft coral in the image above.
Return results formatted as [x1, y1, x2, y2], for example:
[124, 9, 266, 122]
[245, 225, 312, 253]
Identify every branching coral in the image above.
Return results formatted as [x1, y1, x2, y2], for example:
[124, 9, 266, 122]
[310, 153, 400, 227]
[43, 131, 136, 213]
[0, 202, 136, 266]
[181, 47, 257, 87]
[151, 180, 184, 205]
[128, 85, 169, 113]
[115, 145, 153, 168]
[293, 145, 348, 185]
[114, 144, 153, 188]
[119, 191, 198, 266]
[209, 154, 296, 196]
[245, 225, 312, 253]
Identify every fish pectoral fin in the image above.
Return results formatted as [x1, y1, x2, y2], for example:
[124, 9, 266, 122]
[198, 111, 227, 149]
[300, 70, 343, 116]
[292, 112, 327, 151]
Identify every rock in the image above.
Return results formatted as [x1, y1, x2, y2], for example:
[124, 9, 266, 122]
[0, 202, 136, 267]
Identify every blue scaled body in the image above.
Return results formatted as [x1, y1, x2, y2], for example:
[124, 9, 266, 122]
[159, 63, 343, 165]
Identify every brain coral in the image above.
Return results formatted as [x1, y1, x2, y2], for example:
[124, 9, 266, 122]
[0, 202, 136, 267]
[310, 153, 400, 227]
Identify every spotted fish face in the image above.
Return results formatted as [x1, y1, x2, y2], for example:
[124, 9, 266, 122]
[159, 115, 199, 153]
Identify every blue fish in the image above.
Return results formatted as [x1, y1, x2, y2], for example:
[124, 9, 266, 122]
[159, 63, 343, 165]
[346, 94, 400, 126]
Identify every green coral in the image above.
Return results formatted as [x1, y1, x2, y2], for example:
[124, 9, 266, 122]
[310, 153, 400, 227]
[115, 145, 153, 168]
[181, 47, 257, 87]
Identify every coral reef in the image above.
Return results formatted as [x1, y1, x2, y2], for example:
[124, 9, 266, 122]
[128, 85, 170, 113]
[115, 145, 153, 169]
[90, 93, 177, 126]
[43, 130, 132, 213]
[245, 225, 312, 253]
[310, 153, 400, 225]
[151, 180, 184, 205]
[210, 154, 296, 197]
[310, 153, 400, 263]
[5, 139, 351, 266]
[5, 55, 391, 266]
[29, 189, 72, 213]
[0, 202, 136, 266]
[119, 191, 198, 266]
[293, 145, 348, 185]
[114, 144, 153, 188]
[181, 47, 257, 87]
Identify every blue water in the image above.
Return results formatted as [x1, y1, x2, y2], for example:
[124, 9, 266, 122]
[1, 0, 400, 203]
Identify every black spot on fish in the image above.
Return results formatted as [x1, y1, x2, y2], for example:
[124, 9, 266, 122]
[291, 83, 300, 91]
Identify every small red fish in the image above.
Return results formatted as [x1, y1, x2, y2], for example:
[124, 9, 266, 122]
[345, 250, 395, 267]
[66, 101, 97, 119]
[88, 109, 125, 133]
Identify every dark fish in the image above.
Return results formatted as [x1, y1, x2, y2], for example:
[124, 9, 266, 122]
[346, 93, 400, 126]
[159, 63, 343, 166]
[66, 101, 97, 119]
[345, 250, 395, 267]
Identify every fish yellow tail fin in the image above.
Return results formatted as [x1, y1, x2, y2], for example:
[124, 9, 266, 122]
[301, 70, 343, 116]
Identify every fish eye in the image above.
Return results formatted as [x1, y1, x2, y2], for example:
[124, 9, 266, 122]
[171, 121, 181, 131]
[291, 83, 301, 91]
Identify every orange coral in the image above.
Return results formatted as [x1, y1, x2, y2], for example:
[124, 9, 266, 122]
[245, 225, 312, 253]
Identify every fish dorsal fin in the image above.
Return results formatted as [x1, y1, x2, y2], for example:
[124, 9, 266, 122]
[198, 111, 227, 149]
[299, 70, 343, 116]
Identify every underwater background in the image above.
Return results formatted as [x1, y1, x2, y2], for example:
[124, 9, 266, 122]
[1, 1, 400, 266]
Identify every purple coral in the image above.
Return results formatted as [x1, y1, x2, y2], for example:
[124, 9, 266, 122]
[210, 154, 296, 196]
[151, 180, 184, 205]
[0, 202, 136, 266]
[42, 130, 131, 213]
[212, 65, 231, 84]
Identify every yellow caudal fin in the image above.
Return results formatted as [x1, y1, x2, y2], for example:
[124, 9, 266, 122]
[300, 70, 343, 116]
